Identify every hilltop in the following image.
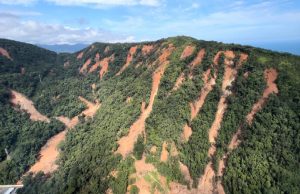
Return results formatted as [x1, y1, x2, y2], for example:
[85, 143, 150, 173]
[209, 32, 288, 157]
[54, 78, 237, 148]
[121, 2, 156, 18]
[0, 36, 299, 194]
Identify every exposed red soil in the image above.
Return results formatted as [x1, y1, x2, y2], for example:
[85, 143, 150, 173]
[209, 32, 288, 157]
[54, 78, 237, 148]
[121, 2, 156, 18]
[217, 68, 279, 175]
[150, 146, 157, 154]
[190, 49, 205, 70]
[246, 68, 278, 124]
[198, 51, 244, 194]
[129, 156, 167, 194]
[79, 58, 91, 73]
[179, 162, 193, 186]
[182, 124, 192, 142]
[0, 47, 12, 60]
[27, 130, 67, 174]
[99, 55, 114, 79]
[116, 46, 138, 75]
[172, 73, 185, 92]
[142, 45, 154, 55]
[95, 53, 100, 62]
[26, 97, 100, 175]
[160, 142, 169, 162]
[180, 46, 195, 59]
[208, 51, 236, 144]
[10, 90, 50, 123]
[77, 51, 84, 59]
[91, 83, 96, 90]
[190, 69, 216, 120]
[89, 61, 101, 73]
[115, 45, 174, 158]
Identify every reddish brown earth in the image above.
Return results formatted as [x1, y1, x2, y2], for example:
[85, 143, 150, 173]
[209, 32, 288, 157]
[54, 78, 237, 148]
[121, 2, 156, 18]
[10, 90, 50, 123]
[99, 55, 114, 79]
[0, 47, 12, 60]
[182, 124, 192, 142]
[79, 58, 91, 73]
[190, 49, 205, 70]
[172, 73, 185, 92]
[128, 156, 168, 194]
[115, 45, 174, 158]
[160, 141, 169, 162]
[95, 53, 100, 61]
[246, 68, 278, 124]
[190, 69, 216, 120]
[116, 46, 138, 75]
[77, 51, 84, 59]
[180, 46, 195, 59]
[216, 68, 278, 194]
[142, 45, 154, 55]
[26, 97, 100, 175]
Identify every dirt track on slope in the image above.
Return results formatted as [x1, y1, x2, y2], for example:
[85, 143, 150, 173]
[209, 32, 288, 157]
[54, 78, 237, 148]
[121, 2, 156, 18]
[10, 90, 50, 123]
[116, 46, 138, 75]
[0, 47, 12, 60]
[115, 45, 175, 158]
[26, 97, 100, 175]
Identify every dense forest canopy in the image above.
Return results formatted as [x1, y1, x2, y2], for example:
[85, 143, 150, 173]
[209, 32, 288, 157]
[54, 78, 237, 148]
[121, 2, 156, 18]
[0, 37, 299, 194]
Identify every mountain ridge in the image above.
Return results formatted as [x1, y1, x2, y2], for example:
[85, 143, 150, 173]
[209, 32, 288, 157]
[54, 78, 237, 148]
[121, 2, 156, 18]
[0, 36, 299, 194]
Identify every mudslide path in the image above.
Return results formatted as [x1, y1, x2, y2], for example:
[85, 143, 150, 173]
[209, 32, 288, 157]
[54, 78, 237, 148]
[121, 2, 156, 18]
[216, 68, 278, 194]
[10, 90, 50, 123]
[0, 47, 12, 60]
[115, 45, 175, 158]
[25, 97, 100, 175]
[116, 46, 138, 75]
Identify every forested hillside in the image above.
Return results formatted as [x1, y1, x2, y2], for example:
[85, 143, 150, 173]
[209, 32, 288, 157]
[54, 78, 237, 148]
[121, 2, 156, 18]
[0, 37, 299, 194]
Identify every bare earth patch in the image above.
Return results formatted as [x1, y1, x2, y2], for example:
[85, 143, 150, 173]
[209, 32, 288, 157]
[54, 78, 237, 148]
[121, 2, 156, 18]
[115, 45, 174, 158]
[129, 156, 168, 194]
[10, 90, 50, 123]
[172, 73, 185, 92]
[25, 97, 100, 175]
[79, 58, 91, 73]
[99, 55, 114, 79]
[190, 49, 205, 70]
[0, 47, 12, 60]
[142, 45, 154, 55]
[116, 46, 138, 75]
[180, 46, 195, 59]
[182, 124, 192, 142]
[95, 53, 100, 61]
[246, 68, 278, 124]
[160, 142, 169, 162]
[77, 51, 84, 59]
[216, 68, 278, 194]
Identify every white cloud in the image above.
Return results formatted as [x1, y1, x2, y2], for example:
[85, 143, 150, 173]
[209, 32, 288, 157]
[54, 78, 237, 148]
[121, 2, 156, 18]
[45, 0, 161, 7]
[0, 12, 134, 44]
[0, 0, 36, 5]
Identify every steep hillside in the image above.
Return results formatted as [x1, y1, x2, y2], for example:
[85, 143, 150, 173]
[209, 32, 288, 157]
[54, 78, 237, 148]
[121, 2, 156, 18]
[0, 37, 299, 194]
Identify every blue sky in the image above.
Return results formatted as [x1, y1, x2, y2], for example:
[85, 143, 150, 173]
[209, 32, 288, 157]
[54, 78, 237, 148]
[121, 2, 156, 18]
[0, 0, 300, 52]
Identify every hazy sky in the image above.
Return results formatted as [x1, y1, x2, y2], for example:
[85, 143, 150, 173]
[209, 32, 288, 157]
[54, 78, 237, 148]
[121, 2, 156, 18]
[0, 0, 300, 46]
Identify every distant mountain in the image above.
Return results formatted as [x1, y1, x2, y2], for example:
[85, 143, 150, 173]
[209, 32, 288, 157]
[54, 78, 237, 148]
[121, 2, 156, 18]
[38, 43, 88, 53]
[0, 37, 299, 194]
[250, 41, 300, 56]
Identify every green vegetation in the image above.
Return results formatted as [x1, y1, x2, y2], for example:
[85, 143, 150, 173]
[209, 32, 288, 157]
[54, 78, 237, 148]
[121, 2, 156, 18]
[0, 37, 299, 194]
